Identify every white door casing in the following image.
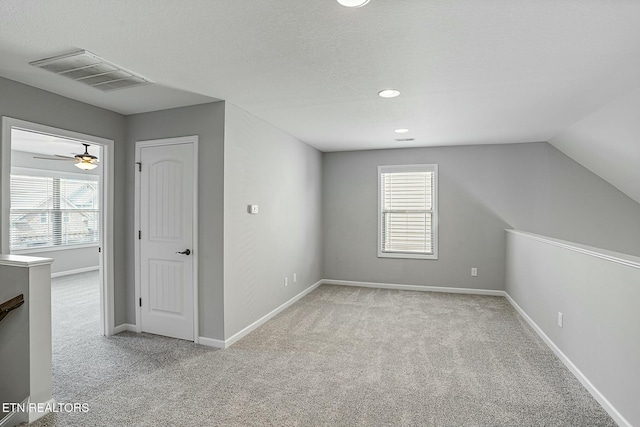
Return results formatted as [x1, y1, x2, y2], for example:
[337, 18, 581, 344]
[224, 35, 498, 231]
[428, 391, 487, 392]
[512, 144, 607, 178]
[1, 117, 115, 336]
[136, 137, 198, 341]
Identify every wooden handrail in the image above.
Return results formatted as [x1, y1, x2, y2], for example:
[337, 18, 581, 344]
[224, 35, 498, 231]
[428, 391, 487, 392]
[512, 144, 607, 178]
[0, 294, 24, 323]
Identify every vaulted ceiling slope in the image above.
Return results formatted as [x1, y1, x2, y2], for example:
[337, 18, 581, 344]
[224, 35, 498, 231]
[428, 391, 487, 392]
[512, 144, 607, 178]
[0, 1, 638, 200]
[550, 87, 640, 205]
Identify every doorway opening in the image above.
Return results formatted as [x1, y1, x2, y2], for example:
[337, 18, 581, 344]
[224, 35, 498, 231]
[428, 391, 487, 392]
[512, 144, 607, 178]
[1, 117, 115, 337]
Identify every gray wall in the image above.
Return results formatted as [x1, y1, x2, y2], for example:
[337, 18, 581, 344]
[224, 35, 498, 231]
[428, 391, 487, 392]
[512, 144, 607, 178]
[323, 142, 640, 290]
[27, 246, 97, 276]
[223, 103, 323, 338]
[126, 102, 225, 339]
[0, 76, 129, 324]
[505, 230, 640, 426]
[550, 86, 640, 205]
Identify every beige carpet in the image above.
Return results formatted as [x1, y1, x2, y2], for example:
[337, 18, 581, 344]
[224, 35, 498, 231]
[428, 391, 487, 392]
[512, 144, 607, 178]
[31, 276, 614, 426]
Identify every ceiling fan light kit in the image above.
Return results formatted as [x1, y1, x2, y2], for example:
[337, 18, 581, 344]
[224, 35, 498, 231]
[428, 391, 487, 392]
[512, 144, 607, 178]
[73, 143, 99, 170]
[33, 142, 99, 171]
[75, 161, 98, 171]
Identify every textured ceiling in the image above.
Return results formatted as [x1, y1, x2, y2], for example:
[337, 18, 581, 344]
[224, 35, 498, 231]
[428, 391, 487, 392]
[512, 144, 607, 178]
[11, 129, 99, 158]
[1, 0, 639, 153]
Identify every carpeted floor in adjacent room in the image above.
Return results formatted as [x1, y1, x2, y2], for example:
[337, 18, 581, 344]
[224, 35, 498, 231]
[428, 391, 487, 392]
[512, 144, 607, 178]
[31, 272, 615, 426]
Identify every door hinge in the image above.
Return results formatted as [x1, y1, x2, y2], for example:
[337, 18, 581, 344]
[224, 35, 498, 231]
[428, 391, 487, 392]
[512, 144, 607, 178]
[98, 247, 101, 253]
[138, 230, 141, 240]
[136, 162, 141, 172]
[139, 298, 142, 307]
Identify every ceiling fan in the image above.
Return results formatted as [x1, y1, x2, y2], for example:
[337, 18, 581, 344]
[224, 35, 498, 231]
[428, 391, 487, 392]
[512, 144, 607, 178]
[33, 143, 99, 170]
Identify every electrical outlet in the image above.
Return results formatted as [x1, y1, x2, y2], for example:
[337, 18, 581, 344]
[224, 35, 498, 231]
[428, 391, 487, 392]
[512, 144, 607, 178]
[293, 273, 297, 283]
[284, 277, 288, 287]
[471, 267, 478, 277]
[557, 312, 563, 328]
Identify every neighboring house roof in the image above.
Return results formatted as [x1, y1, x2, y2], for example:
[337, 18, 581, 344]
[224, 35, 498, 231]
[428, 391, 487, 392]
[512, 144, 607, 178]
[11, 178, 98, 222]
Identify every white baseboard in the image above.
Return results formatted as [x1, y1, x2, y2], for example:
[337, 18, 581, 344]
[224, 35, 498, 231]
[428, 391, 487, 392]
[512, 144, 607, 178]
[0, 397, 28, 427]
[322, 279, 506, 297]
[203, 279, 501, 350]
[216, 280, 323, 349]
[0, 395, 56, 425]
[28, 398, 56, 423]
[112, 323, 137, 335]
[51, 266, 99, 278]
[198, 336, 226, 349]
[504, 293, 630, 427]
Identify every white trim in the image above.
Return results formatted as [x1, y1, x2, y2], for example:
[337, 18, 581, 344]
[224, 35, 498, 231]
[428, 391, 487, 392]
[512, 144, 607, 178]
[222, 280, 323, 348]
[28, 398, 56, 423]
[198, 336, 226, 349]
[2, 117, 115, 338]
[0, 397, 29, 427]
[322, 279, 506, 296]
[504, 292, 631, 427]
[0, 254, 53, 267]
[0, 396, 57, 425]
[1, 119, 11, 254]
[204, 279, 500, 350]
[51, 266, 99, 278]
[320, 278, 629, 425]
[13, 243, 99, 255]
[192, 138, 199, 344]
[112, 323, 138, 334]
[133, 142, 142, 334]
[377, 163, 439, 260]
[134, 136, 199, 341]
[506, 229, 640, 270]
[101, 133, 115, 337]
[11, 165, 99, 180]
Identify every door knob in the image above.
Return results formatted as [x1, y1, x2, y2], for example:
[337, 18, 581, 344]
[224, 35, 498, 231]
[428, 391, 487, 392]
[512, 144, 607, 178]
[176, 249, 191, 256]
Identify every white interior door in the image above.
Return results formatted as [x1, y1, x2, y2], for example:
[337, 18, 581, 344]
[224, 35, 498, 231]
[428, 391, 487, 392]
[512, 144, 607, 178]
[140, 142, 194, 340]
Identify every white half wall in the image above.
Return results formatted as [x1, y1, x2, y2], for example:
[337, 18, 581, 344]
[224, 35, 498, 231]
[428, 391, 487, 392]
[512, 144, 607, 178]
[505, 229, 640, 426]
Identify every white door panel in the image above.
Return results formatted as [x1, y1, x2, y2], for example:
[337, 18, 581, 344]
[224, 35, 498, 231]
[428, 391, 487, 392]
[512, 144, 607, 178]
[140, 142, 194, 340]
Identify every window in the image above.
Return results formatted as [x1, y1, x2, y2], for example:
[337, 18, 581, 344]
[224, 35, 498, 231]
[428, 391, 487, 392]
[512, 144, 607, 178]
[378, 164, 438, 259]
[10, 172, 99, 250]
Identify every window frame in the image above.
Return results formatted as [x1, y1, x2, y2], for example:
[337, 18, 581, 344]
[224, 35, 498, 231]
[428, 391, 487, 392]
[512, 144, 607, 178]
[377, 164, 439, 260]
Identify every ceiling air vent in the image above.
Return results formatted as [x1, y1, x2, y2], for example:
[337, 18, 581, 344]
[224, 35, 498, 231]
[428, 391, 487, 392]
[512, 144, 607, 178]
[395, 138, 415, 142]
[30, 50, 153, 92]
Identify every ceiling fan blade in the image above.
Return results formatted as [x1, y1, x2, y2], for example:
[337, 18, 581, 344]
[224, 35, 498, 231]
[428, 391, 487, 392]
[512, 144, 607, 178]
[54, 154, 76, 159]
[33, 156, 76, 161]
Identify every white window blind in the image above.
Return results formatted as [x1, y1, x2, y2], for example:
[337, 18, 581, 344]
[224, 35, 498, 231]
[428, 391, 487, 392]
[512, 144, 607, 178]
[10, 174, 99, 250]
[378, 164, 438, 259]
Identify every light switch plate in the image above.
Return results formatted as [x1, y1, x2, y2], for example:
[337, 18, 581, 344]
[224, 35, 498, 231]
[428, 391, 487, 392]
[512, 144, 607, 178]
[248, 204, 259, 214]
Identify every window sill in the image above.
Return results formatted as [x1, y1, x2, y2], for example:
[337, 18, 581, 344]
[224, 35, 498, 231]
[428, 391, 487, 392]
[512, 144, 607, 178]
[378, 251, 438, 260]
[12, 243, 99, 255]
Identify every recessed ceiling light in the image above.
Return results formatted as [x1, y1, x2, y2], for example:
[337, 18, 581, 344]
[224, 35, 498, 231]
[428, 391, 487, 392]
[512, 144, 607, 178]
[378, 89, 400, 98]
[395, 129, 409, 134]
[337, 0, 370, 7]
